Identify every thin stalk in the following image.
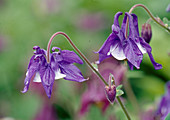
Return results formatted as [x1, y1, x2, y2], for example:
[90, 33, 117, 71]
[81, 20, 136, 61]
[47, 32, 131, 120]
[125, 4, 170, 37]
[117, 97, 131, 120]
[111, 74, 131, 120]
[47, 32, 108, 85]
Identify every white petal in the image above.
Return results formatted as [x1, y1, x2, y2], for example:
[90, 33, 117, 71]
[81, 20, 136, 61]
[55, 69, 66, 80]
[108, 44, 126, 60]
[136, 42, 146, 54]
[33, 72, 41, 82]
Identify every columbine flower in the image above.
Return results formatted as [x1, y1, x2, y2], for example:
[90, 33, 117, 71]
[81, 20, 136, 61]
[96, 12, 162, 70]
[22, 46, 86, 98]
[154, 81, 170, 119]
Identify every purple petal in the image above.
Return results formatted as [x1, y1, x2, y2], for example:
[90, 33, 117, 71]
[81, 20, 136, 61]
[52, 47, 83, 64]
[39, 57, 55, 98]
[50, 55, 66, 79]
[96, 33, 116, 63]
[22, 55, 40, 93]
[113, 12, 123, 27]
[156, 96, 169, 119]
[139, 38, 162, 70]
[61, 50, 83, 64]
[112, 24, 120, 34]
[131, 13, 139, 36]
[128, 61, 134, 70]
[33, 46, 47, 56]
[125, 12, 138, 38]
[59, 62, 86, 82]
[123, 38, 143, 69]
[52, 47, 61, 52]
[155, 81, 170, 119]
[107, 38, 126, 60]
[121, 13, 127, 33]
[50, 54, 60, 70]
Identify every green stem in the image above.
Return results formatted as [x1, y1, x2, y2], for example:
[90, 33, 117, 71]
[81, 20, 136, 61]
[129, 4, 170, 33]
[117, 97, 131, 120]
[47, 32, 108, 85]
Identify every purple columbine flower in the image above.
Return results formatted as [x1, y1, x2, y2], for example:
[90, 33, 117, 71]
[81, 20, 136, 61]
[96, 12, 162, 70]
[154, 81, 170, 120]
[22, 46, 86, 98]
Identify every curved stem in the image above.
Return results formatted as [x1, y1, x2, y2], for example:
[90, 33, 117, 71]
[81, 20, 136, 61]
[47, 32, 108, 85]
[125, 4, 170, 37]
[47, 32, 131, 119]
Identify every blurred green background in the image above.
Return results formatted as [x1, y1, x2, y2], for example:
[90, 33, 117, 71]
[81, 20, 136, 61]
[0, 0, 169, 120]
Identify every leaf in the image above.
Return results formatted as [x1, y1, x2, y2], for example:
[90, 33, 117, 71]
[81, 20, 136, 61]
[116, 84, 123, 90]
[116, 89, 124, 96]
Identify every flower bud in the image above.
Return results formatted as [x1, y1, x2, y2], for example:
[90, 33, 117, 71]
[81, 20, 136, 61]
[105, 85, 116, 104]
[141, 23, 152, 43]
[105, 74, 116, 104]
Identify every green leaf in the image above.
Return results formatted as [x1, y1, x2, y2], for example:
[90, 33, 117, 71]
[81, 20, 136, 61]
[116, 89, 124, 97]
[116, 84, 123, 90]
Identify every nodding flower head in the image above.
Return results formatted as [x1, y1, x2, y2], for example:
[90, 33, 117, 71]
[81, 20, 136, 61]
[141, 23, 152, 43]
[96, 12, 162, 70]
[22, 46, 86, 98]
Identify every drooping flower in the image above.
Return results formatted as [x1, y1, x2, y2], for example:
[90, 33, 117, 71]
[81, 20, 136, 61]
[22, 46, 86, 98]
[154, 81, 170, 120]
[96, 12, 162, 70]
[79, 57, 126, 115]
